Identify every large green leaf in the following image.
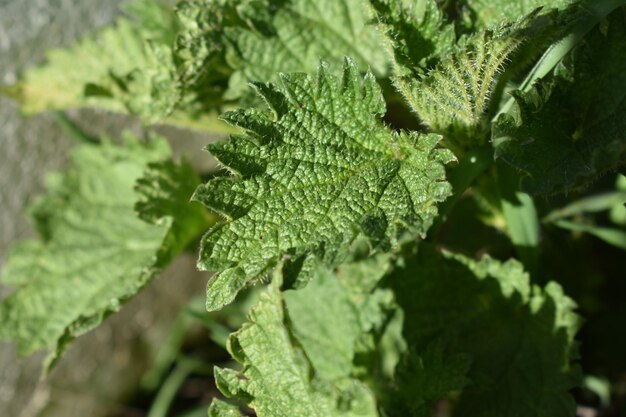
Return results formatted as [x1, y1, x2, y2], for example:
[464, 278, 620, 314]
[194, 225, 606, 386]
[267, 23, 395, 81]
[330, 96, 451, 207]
[0, 134, 210, 369]
[212, 269, 379, 417]
[494, 8, 626, 194]
[193, 59, 454, 310]
[384, 246, 580, 417]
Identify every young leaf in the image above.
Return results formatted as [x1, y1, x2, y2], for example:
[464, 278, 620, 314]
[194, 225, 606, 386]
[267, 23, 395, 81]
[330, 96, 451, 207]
[193, 59, 455, 310]
[0, 134, 209, 370]
[212, 269, 379, 417]
[384, 246, 580, 417]
[494, 8, 626, 194]
[394, 13, 541, 145]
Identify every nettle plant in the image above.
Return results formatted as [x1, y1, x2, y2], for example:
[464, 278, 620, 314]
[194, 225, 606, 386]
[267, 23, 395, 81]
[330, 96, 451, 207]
[2, 0, 626, 415]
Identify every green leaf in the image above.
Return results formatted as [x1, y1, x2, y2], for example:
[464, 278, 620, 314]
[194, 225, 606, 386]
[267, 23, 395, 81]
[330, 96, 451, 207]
[5, 17, 148, 113]
[0, 134, 208, 370]
[208, 399, 243, 417]
[284, 269, 361, 381]
[286, 257, 396, 384]
[544, 190, 626, 223]
[462, 0, 575, 29]
[7, 0, 390, 133]
[390, 341, 471, 417]
[553, 219, 626, 251]
[383, 246, 581, 417]
[135, 159, 217, 266]
[212, 269, 379, 417]
[394, 12, 543, 146]
[369, 0, 455, 75]
[497, 163, 540, 275]
[193, 59, 455, 310]
[494, 8, 626, 194]
[175, 0, 390, 104]
[5, 1, 175, 115]
[2, 0, 232, 132]
[331, 250, 403, 380]
[225, 0, 390, 96]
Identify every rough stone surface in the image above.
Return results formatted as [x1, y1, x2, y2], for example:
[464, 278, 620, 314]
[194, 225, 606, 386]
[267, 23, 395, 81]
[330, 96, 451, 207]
[0, 1, 218, 416]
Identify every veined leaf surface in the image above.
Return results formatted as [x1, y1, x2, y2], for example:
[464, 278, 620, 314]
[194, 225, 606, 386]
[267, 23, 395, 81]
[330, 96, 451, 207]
[0, 134, 210, 369]
[385, 246, 580, 416]
[193, 59, 454, 310]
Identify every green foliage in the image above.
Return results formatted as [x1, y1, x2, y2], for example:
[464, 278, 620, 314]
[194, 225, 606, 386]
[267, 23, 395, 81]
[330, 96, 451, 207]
[462, 0, 575, 29]
[3, 0, 626, 415]
[172, 0, 392, 128]
[543, 174, 626, 250]
[213, 268, 379, 417]
[221, 0, 390, 98]
[208, 399, 243, 417]
[494, 7, 626, 194]
[0, 134, 209, 369]
[5, 0, 391, 133]
[393, 13, 544, 145]
[211, 246, 580, 417]
[171, 0, 392, 128]
[384, 246, 580, 416]
[136, 159, 217, 264]
[4, 1, 187, 124]
[193, 59, 454, 310]
[369, 0, 455, 74]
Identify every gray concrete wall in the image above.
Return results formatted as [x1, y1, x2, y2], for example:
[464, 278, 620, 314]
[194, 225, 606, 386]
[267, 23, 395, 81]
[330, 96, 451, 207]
[0, 1, 216, 416]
